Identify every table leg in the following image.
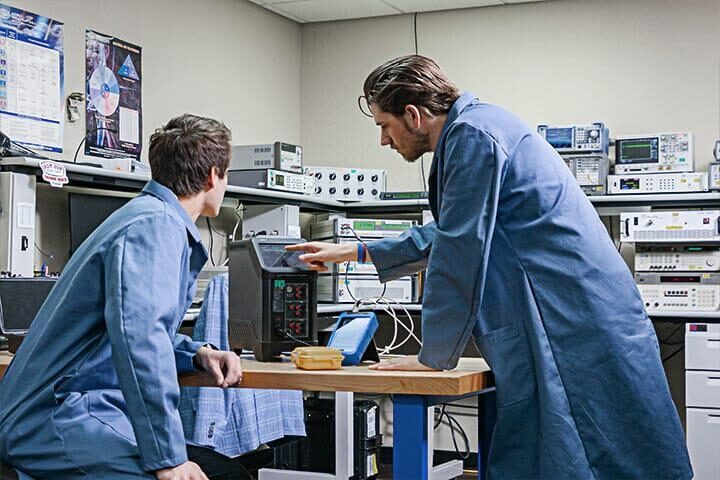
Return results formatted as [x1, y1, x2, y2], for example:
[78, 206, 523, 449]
[259, 391, 354, 480]
[393, 395, 429, 480]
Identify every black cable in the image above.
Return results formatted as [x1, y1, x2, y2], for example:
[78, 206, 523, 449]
[11, 141, 48, 159]
[434, 404, 446, 428]
[446, 411, 470, 460]
[662, 345, 685, 363]
[659, 324, 685, 345]
[411, 13, 428, 194]
[73, 127, 117, 163]
[413, 12, 418, 55]
[434, 405, 470, 459]
[284, 331, 312, 346]
[34, 242, 54, 259]
[206, 217, 215, 266]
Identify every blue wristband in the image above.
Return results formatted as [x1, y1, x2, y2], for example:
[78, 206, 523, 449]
[357, 243, 365, 264]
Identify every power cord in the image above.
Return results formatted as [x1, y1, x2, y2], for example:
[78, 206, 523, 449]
[662, 345, 685, 363]
[284, 330, 312, 346]
[340, 223, 387, 298]
[73, 127, 117, 163]
[412, 12, 428, 194]
[206, 217, 216, 266]
[34, 242, 54, 259]
[434, 404, 470, 460]
[659, 324, 685, 346]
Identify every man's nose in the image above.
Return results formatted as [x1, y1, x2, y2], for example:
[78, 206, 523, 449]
[380, 135, 391, 147]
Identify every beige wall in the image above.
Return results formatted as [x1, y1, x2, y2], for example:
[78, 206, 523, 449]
[13, 0, 302, 158]
[11, 0, 302, 269]
[301, 0, 720, 191]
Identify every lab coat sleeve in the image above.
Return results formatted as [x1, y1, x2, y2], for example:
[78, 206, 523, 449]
[103, 215, 193, 471]
[417, 124, 505, 370]
[365, 222, 437, 282]
[173, 333, 206, 373]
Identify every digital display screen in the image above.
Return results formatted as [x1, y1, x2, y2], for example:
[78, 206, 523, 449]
[617, 138, 659, 164]
[619, 178, 640, 190]
[259, 243, 310, 270]
[660, 275, 701, 283]
[275, 174, 285, 186]
[352, 221, 408, 231]
[280, 143, 297, 153]
[545, 128, 573, 149]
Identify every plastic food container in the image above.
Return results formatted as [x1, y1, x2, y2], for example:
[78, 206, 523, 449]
[291, 347, 344, 370]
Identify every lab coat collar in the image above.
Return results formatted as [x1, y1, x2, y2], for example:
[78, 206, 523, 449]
[438, 92, 477, 143]
[141, 180, 203, 244]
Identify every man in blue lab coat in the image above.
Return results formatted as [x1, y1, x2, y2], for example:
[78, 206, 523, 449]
[0, 114, 243, 479]
[288, 56, 693, 479]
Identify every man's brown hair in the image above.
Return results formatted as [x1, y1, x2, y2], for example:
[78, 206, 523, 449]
[361, 55, 460, 117]
[149, 114, 231, 197]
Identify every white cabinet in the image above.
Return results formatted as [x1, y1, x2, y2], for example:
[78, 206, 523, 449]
[686, 324, 720, 479]
[687, 408, 720, 480]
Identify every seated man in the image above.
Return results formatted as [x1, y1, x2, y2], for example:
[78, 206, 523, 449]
[180, 274, 305, 468]
[0, 114, 242, 480]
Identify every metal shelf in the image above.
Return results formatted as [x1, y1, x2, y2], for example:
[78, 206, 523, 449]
[590, 192, 720, 209]
[318, 303, 422, 314]
[650, 312, 720, 320]
[1, 157, 345, 212]
[5, 157, 718, 214]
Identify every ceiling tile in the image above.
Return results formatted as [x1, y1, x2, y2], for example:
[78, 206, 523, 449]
[270, 0, 402, 23]
[262, 3, 309, 22]
[384, 0, 503, 13]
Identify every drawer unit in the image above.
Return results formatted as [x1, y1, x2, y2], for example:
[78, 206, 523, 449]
[687, 408, 720, 480]
[686, 371, 720, 408]
[686, 324, 720, 370]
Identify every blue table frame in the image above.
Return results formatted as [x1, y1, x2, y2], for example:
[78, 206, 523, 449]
[393, 388, 496, 480]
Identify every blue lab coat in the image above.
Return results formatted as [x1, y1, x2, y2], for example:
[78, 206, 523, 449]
[0, 181, 209, 478]
[366, 93, 693, 479]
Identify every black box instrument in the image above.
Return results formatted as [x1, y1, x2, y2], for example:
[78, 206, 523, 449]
[228, 236, 317, 361]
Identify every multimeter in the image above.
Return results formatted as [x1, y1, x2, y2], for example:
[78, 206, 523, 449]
[327, 312, 379, 366]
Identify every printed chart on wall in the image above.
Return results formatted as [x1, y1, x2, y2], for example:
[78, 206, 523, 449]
[85, 30, 141, 159]
[0, 4, 64, 152]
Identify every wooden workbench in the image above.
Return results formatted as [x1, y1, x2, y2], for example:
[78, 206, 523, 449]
[1, 352, 491, 395]
[0, 351, 494, 480]
[181, 355, 491, 396]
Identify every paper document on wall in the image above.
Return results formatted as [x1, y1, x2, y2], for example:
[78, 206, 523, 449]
[0, 4, 64, 152]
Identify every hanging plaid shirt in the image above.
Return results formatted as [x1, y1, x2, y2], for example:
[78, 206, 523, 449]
[179, 274, 305, 457]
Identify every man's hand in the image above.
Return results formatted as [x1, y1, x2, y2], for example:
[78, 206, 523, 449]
[368, 355, 439, 371]
[195, 347, 242, 388]
[155, 461, 208, 480]
[285, 242, 358, 271]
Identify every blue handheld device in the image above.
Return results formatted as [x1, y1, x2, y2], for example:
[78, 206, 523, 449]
[327, 312, 379, 366]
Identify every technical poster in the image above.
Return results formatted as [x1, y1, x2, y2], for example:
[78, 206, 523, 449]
[0, 4, 64, 152]
[85, 30, 141, 159]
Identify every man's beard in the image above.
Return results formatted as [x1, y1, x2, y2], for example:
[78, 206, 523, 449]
[400, 120, 431, 163]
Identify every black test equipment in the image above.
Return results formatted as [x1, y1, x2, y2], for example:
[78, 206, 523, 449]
[228, 236, 318, 361]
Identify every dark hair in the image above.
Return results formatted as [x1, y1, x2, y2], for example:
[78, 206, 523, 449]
[361, 55, 460, 117]
[149, 114, 231, 197]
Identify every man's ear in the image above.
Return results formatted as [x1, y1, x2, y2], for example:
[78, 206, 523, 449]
[404, 105, 422, 130]
[206, 166, 218, 191]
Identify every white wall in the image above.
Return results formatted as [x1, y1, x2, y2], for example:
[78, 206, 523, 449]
[13, 0, 302, 160]
[9, 0, 302, 270]
[301, 0, 720, 191]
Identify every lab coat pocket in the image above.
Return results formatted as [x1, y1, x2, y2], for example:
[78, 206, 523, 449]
[477, 325, 535, 407]
[87, 390, 137, 443]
